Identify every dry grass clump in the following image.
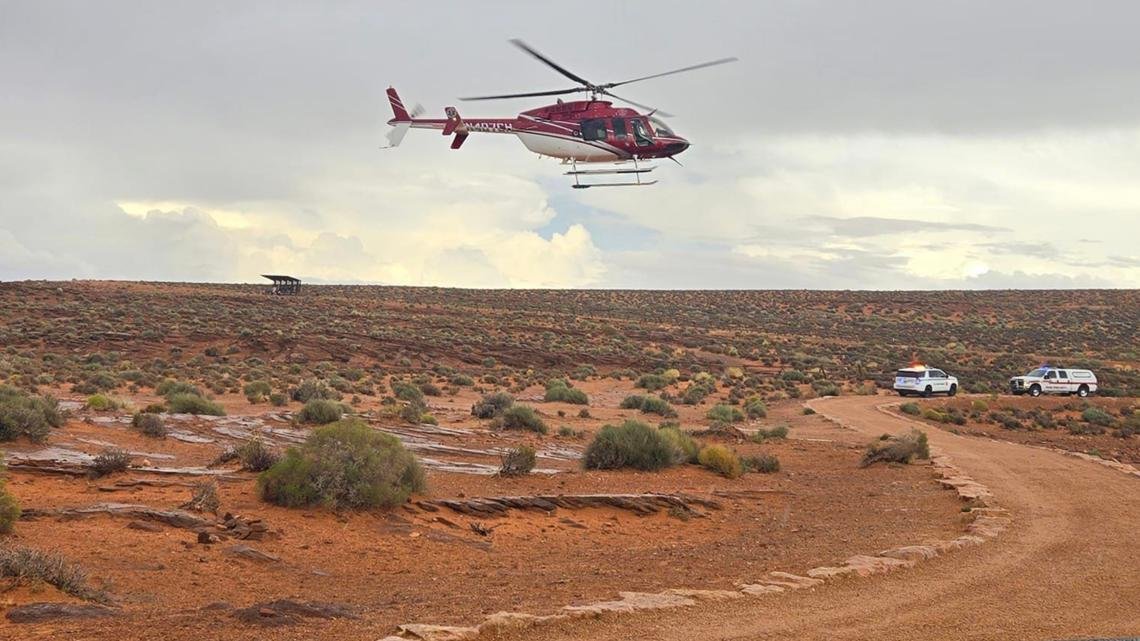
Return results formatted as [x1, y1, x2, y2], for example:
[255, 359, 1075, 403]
[860, 429, 930, 467]
[181, 480, 220, 514]
[90, 448, 131, 478]
[498, 445, 537, 476]
[0, 546, 109, 603]
[130, 411, 167, 438]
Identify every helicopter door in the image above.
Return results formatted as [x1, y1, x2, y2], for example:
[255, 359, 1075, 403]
[630, 118, 653, 146]
[612, 118, 629, 144]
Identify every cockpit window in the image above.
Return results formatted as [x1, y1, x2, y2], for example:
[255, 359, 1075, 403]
[649, 117, 674, 137]
[630, 119, 652, 146]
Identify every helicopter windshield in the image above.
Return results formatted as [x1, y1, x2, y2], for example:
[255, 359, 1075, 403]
[649, 117, 674, 137]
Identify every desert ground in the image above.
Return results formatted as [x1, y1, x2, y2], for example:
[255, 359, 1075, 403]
[0, 281, 1137, 640]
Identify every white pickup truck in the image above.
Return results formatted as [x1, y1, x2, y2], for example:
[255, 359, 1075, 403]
[1009, 366, 1097, 397]
[893, 366, 959, 397]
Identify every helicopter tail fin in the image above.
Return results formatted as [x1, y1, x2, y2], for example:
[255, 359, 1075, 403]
[387, 87, 412, 122]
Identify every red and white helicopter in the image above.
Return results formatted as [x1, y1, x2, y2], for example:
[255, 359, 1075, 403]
[384, 40, 736, 188]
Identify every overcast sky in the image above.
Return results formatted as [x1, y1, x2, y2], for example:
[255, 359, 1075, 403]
[3, 0, 1140, 288]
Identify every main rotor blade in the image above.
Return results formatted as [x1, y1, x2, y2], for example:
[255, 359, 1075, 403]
[606, 57, 738, 88]
[601, 91, 674, 118]
[459, 87, 585, 101]
[509, 38, 593, 87]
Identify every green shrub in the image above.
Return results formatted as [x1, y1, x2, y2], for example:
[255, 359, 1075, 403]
[85, 394, 122, 411]
[860, 429, 930, 467]
[923, 408, 947, 423]
[90, 448, 131, 477]
[391, 381, 424, 403]
[0, 461, 19, 534]
[167, 393, 225, 416]
[472, 392, 514, 418]
[1081, 407, 1115, 427]
[698, 445, 743, 479]
[659, 426, 700, 464]
[497, 405, 547, 434]
[635, 373, 669, 391]
[499, 445, 537, 476]
[297, 399, 344, 425]
[258, 419, 425, 510]
[269, 392, 287, 407]
[243, 380, 272, 403]
[222, 435, 275, 472]
[619, 394, 645, 410]
[450, 374, 474, 386]
[743, 453, 781, 474]
[619, 394, 677, 418]
[744, 398, 768, 419]
[584, 420, 675, 471]
[155, 379, 202, 398]
[400, 399, 431, 424]
[544, 379, 589, 405]
[706, 404, 745, 423]
[812, 381, 841, 397]
[900, 402, 921, 416]
[752, 424, 789, 441]
[292, 379, 339, 403]
[130, 412, 167, 438]
[0, 386, 63, 442]
[971, 399, 989, 412]
[802, 407, 816, 415]
[989, 411, 1024, 430]
[682, 383, 713, 405]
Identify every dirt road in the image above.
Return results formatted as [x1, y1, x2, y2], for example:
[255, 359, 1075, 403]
[497, 395, 1139, 641]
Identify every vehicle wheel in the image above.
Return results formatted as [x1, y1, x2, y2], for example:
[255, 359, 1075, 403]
[948, 384, 957, 397]
[1077, 385, 1089, 398]
[922, 386, 932, 398]
[1029, 385, 1042, 398]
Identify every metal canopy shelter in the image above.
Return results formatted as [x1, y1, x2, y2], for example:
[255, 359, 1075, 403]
[261, 274, 301, 295]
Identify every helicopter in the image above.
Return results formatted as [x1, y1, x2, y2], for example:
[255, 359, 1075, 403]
[383, 39, 736, 188]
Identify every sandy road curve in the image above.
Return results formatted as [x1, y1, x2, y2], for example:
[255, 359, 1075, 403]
[495, 395, 1139, 641]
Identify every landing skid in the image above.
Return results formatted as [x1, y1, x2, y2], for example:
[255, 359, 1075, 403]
[565, 158, 657, 188]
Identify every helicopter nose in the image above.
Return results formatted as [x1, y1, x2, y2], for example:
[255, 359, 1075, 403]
[664, 140, 690, 156]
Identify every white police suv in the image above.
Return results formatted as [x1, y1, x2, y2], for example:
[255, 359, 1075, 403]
[1009, 366, 1098, 397]
[893, 365, 959, 397]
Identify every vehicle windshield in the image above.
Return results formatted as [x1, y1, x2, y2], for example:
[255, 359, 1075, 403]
[896, 370, 921, 379]
[649, 117, 674, 137]
[1027, 368, 1048, 377]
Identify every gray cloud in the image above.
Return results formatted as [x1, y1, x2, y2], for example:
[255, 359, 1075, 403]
[808, 216, 1010, 238]
[2, 1, 1140, 288]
